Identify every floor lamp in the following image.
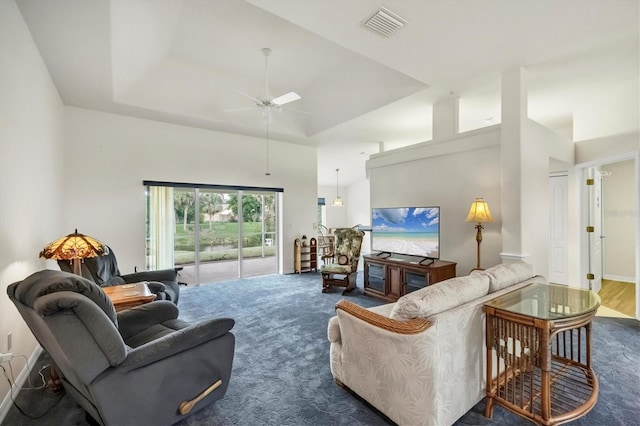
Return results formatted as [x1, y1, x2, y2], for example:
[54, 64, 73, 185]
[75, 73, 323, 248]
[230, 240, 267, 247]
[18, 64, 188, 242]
[465, 198, 494, 272]
[39, 229, 108, 392]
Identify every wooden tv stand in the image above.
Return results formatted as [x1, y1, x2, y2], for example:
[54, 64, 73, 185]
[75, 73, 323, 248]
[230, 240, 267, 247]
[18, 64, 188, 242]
[363, 254, 456, 302]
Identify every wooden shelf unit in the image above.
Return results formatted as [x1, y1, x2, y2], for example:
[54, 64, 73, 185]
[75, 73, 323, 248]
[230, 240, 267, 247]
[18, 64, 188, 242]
[294, 237, 317, 273]
[363, 254, 456, 302]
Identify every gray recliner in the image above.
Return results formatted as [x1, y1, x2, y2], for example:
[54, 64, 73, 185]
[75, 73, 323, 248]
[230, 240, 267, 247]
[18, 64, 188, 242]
[7, 270, 235, 426]
[57, 245, 181, 304]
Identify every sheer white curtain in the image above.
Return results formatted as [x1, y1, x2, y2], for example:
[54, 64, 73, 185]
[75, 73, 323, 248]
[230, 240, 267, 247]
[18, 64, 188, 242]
[148, 186, 175, 270]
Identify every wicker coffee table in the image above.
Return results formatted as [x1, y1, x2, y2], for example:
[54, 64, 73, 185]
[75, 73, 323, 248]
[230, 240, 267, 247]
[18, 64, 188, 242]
[484, 283, 600, 426]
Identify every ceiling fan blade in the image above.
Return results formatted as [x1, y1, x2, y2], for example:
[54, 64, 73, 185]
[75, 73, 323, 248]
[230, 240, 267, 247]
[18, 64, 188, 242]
[236, 90, 263, 104]
[273, 91, 301, 106]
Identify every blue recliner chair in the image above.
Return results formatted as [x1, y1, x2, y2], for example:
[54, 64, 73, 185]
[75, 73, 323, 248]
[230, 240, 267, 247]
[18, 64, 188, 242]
[57, 245, 181, 304]
[8, 270, 235, 426]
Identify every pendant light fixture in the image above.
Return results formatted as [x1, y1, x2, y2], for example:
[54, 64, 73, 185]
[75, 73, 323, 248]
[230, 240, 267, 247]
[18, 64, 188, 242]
[332, 168, 344, 207]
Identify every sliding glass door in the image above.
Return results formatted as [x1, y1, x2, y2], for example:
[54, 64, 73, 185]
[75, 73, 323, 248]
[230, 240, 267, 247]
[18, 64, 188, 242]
[146, 183, 279, 284]
[240, 192, 277, 278]
[195, 189, 238, 284]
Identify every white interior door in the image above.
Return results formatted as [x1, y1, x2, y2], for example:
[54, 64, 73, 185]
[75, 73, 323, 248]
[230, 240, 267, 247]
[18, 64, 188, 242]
[549, 175, 568, 284]
[587, 168, 603, 292]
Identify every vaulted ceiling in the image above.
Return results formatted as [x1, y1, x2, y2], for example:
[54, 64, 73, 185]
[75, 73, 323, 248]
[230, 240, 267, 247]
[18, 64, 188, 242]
[16, 0, 639, 185]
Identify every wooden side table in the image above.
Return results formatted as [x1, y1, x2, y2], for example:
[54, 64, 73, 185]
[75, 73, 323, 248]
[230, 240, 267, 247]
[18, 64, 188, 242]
[103, 282, 156, 312]
[484, 283, 601, 426]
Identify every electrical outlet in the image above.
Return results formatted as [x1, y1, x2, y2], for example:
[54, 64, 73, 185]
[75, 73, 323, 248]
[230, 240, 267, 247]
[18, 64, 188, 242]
[0, 353, 12, 363]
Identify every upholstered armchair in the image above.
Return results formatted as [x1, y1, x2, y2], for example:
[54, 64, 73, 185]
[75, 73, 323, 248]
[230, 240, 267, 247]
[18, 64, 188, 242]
[8, 270, 235, 426]
[321, 228, 365, 294]
[57, 245, 180, 304]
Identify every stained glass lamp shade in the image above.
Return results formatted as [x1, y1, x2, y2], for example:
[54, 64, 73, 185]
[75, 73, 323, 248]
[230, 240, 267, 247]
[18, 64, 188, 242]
[39, 229, 108, 275]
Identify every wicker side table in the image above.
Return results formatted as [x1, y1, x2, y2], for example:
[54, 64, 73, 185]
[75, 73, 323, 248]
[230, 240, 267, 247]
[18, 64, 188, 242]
[484, 283, 600, 426]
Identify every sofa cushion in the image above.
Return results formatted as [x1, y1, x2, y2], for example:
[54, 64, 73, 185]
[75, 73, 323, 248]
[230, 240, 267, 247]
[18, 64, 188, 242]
[389, 274, 490, 320]
[477, 262, 534, 293]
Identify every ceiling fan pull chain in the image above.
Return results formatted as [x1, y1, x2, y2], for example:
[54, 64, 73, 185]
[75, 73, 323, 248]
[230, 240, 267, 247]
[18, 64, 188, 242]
[265, 116, 271, 176]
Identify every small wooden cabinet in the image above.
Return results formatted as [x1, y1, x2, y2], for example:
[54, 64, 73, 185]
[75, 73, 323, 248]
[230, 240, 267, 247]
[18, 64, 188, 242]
[363, 255, 456, 302]
[294, 237, 317, 273]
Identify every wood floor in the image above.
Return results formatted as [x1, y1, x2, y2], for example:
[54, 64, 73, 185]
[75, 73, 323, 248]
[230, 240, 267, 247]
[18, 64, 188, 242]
[599, 279, 636, 318]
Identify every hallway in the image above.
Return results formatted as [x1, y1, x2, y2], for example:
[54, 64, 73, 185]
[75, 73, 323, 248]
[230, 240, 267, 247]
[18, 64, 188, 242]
[598, 279, 636, 318]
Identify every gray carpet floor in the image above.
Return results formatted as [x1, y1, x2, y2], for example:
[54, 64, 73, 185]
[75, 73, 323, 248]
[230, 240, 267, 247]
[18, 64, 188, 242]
[2, 272, 639, 425]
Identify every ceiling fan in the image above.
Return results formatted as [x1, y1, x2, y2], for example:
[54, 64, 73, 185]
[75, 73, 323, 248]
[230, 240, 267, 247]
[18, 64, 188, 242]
[224, 48, 305, 116]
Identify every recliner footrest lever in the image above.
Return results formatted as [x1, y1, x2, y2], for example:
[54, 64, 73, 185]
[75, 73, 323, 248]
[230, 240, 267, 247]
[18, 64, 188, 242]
[178, 379, 222, 415]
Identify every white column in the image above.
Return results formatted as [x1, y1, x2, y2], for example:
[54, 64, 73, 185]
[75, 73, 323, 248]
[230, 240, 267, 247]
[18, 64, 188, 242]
[433, 96, 459, 141]
[500, 68, 529, 263]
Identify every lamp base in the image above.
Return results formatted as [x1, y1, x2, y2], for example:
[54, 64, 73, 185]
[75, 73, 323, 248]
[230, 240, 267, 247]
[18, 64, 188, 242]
[473, 224, 484, 272]
[72, 258, 82, 276]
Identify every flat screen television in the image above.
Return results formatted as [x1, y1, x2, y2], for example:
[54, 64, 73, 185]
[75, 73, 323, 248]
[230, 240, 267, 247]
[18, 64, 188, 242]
[371, 206, 440, 259]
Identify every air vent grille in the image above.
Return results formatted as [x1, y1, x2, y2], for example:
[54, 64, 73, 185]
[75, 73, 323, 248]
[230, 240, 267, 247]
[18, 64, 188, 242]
[364, 6, 408, 37]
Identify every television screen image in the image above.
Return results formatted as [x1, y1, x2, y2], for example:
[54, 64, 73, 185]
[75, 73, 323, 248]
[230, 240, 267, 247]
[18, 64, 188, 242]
[371, 207, 440, 259]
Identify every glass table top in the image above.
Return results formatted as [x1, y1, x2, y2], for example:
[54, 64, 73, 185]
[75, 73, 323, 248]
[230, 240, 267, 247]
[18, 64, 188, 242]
[485, 282, 601, 320]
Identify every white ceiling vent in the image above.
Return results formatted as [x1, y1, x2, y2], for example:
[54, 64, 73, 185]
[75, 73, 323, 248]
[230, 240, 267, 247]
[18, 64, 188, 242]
[364, 6, 408, 37]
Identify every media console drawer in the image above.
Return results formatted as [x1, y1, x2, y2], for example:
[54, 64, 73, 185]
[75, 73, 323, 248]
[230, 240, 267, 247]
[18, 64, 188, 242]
[363, 255, 456, 302]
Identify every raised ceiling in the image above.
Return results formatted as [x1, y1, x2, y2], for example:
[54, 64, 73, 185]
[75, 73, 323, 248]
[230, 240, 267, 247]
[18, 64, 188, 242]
[16, 0, 639, 186]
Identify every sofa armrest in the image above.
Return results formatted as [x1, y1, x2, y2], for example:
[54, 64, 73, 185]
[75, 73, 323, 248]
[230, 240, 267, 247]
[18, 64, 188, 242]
[327, 316, 341, 343]
[335, 300, 432, 334]
[145, 280, 166, 294]
[122, 269, 177, 284]
[117, 301, 179, 340]
[118, 318, 235, 371]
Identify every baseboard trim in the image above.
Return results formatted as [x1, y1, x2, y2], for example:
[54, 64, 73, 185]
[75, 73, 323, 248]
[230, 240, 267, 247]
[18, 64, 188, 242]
[603, 274, 636, 283]
[0, 345, 43, 424]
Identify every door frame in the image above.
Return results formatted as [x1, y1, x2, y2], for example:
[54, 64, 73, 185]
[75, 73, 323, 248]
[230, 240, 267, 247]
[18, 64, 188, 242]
[584, 167, 603, 293]
[576, 151, 639, 320]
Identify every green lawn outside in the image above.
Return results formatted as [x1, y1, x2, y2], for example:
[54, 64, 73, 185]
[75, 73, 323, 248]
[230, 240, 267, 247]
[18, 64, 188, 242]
[173, 221, 276, 264]
[175, 246, 276, 264]
[175, 222, 275, 251]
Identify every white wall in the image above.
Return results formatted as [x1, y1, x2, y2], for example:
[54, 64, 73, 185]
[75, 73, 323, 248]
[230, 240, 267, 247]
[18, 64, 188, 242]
[573, 77, 640, 142]
[575, 133, 640, 165]
[346, 178, 371, 269]
[318, 185, 348, 229]
[603, 160, 636, 281]
[63, 107, 318, 275]
[519, 119, 575, 277]
[0, 0, 65, 412]
[368, 128, 503, 276]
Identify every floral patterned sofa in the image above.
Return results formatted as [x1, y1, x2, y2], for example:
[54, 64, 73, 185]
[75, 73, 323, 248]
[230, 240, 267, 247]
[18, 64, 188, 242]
[327, 262, 544, 426]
